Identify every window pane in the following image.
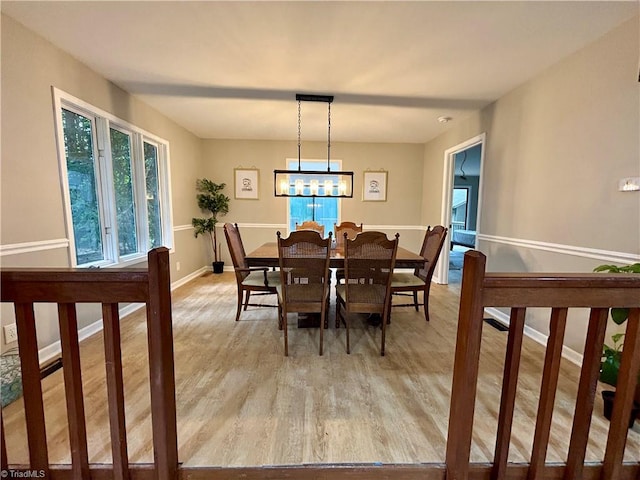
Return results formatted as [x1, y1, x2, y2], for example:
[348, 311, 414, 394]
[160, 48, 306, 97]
[144, 142, 162, 248]
[62, 109, 104, 265]
[110, 128, 137, 256]
[287, 159, 339, 235]
[452, 187, 469, 240]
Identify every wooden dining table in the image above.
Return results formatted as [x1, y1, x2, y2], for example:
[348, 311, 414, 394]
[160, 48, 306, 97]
[246, 242, 425, 328]
[246, 242, 425, 268]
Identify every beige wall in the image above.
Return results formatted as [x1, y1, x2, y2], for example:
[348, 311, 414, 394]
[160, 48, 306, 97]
[201, 139, 426, 264]
[1, 14, 206, 349]
[3, 11, 637, 358]
[421, 17, 640, 354]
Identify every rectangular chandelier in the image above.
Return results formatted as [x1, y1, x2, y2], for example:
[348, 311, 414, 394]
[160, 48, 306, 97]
[273, 93, 354, 198]
[273, 169, 354, 197]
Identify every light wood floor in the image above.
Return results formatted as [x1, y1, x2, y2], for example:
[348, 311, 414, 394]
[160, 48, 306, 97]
[4, 271, 639, 467]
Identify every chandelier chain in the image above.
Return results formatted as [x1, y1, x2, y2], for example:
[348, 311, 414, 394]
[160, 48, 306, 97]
[327, 102, 331, 170]
[297, 100, 302, 170]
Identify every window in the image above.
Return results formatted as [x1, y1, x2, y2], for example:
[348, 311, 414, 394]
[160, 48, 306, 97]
[54, 89, 172, 267]
[287, 159, 341, 235]
[451, 187, 469, 237]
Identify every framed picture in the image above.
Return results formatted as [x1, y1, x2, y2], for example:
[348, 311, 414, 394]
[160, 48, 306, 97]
[234, 168, 259, 200]
[362, 170, 387, 201]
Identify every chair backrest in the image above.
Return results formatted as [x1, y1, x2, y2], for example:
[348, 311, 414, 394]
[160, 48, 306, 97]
[334, 221, 363, 249]
[277, 230, 332, 306]
[295, 220, 325, 237]
[446, 250, 640, 480]
[416, 225, 448, 282]
[344, 231, 399, 307]
[223, 223, 249, 279]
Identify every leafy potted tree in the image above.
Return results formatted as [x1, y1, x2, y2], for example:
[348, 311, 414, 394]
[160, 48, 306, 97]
[594, 263, 640, 427]
[192, 179, 230, 273]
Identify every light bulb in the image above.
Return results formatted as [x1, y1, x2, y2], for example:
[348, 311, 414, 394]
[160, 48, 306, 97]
[324, 180, 334, 195]
[280, 179, 288, 195]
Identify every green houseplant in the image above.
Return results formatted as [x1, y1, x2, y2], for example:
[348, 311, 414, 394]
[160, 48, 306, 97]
[192, 179, 230, 273]
[593, 262, 640, 425]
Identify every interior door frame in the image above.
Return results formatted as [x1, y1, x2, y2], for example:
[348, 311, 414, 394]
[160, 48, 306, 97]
[435, 133, 486, 284]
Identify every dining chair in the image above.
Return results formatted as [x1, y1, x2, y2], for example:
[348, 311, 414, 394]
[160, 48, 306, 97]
[295, 220, 325, 237]
[223, 223, 280, 322]
[333, 221, 363, 284]
[335, 231, 399, 356]
[389, 225, 448, 322]
[276, 230, 332, 356]
[334, 221, 363, 248]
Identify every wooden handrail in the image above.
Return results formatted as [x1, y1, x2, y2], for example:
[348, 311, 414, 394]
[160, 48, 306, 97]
[0, 247, 178, 480]
[446, 250, 640, 480]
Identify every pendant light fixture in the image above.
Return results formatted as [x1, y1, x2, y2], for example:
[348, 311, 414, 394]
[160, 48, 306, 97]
[274, 94, 354, 198]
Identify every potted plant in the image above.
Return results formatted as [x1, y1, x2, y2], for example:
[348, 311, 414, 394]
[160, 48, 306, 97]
[594, 262, 640, 426]
[192, 179, 230, 273]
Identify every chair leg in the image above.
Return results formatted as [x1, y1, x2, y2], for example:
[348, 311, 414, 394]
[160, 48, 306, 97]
[380, 310, 386, 357]
[336, 297, 349, 353]
[346, 312, 350, 354]
[424, 289, 430, 322]
[381, 304, 392, 356]
[244, 291, 251, 311]
[283, 309, 288, 356]
[413, 291, 419, 311]
[319, 303, 325, 356]
[235, 286, 244, 321]
[325, 295, 330, 329]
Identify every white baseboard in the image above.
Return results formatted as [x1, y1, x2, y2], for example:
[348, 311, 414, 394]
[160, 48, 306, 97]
[37, 266, 209, 365]
[484, 307, 583, 367]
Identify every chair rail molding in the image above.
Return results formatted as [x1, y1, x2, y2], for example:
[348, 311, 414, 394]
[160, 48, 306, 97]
[173, 224, 194, 232]
[230, 223, 428, 231]
[477, 233, 640, 264]
[0, 238, 69, 257]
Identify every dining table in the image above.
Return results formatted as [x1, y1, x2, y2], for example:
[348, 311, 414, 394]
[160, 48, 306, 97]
[245, 241, 425, 328]
[245, 242, 425, 269]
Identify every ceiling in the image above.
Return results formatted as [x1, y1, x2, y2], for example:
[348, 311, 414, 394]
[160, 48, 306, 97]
[2, 1, 637, 144]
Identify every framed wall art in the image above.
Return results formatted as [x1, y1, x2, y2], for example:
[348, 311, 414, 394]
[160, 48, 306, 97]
[362, 170, 387, 202]
[234, 168, 259, 200]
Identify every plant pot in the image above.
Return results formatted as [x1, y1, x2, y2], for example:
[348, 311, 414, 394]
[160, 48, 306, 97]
[601, 390, 640, 429]
[212, 261, 224, 274]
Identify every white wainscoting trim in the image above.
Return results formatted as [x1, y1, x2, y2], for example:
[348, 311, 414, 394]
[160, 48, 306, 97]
[236, 223, 287, 229]
[477, 234, 640, 264]
[236, 223, 425, 231]
[484, 307, 584, 367]
[0, 238, 69, 257]
[366, 225, 426, 231]
[38, 266, 209, 364]
[173, 224, 193, 232]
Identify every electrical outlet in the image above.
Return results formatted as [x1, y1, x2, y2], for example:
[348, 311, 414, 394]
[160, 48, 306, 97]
[3, 323, 18, 343]
[176, 261, 181, 271]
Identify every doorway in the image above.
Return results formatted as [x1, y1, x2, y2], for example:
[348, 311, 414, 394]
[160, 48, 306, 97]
[435, 134, 485, 284]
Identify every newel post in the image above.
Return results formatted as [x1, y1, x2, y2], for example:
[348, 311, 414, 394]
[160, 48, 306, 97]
[445, 250, 486, 480]
[146, 247, 178, 479]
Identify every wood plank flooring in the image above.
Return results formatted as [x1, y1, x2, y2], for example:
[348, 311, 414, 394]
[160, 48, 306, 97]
[3, 271, 639, 467]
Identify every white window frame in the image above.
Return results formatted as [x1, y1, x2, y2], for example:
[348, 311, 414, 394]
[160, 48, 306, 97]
[53, 87, 174, 267]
